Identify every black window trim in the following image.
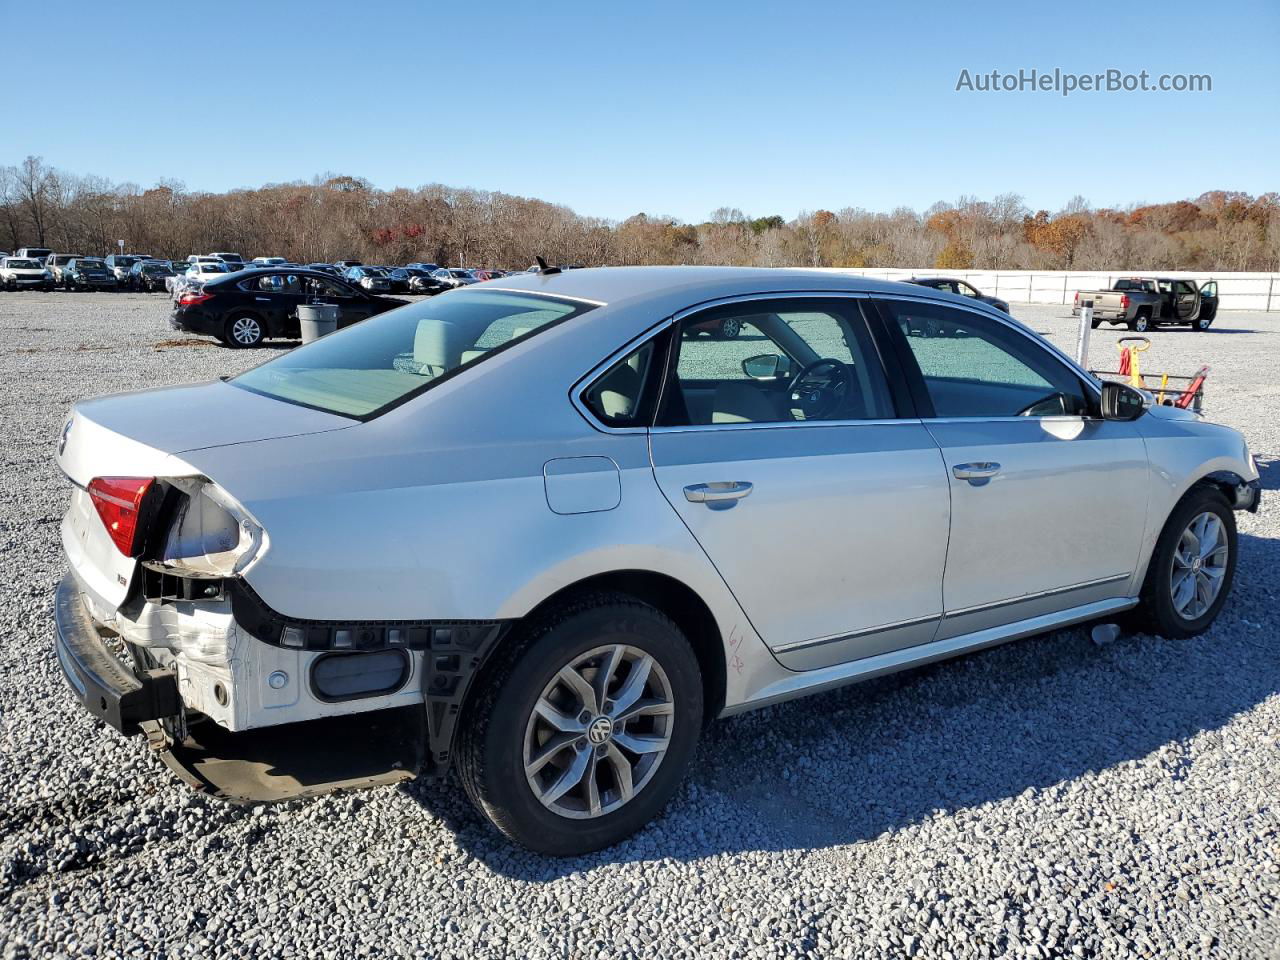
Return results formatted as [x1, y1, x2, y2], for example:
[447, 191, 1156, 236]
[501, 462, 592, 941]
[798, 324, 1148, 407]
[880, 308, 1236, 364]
[870, 293, 1103, 422]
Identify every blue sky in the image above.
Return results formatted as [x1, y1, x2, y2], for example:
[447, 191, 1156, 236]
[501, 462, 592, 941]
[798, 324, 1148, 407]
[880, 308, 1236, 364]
[3, 0, 1276, 222]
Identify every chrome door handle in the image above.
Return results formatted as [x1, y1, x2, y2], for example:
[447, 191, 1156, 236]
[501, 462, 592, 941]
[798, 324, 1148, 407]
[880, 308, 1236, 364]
[952, 462, 1001, 482]
[683, 481, 753, 503]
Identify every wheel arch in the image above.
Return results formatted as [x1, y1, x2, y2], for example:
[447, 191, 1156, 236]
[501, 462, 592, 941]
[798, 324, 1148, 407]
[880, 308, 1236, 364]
[491, 569, 727, 725]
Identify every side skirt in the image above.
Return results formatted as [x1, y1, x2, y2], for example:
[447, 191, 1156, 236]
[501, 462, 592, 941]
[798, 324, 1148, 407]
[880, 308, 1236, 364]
[723, 597, 1138, 716]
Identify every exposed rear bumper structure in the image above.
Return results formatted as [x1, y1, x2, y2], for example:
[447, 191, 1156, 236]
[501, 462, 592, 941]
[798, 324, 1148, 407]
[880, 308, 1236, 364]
[53, 573, 180, 735]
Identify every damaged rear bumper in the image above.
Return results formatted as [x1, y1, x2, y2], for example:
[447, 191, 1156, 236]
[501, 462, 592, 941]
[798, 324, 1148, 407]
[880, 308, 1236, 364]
[53, 573, 180, 735]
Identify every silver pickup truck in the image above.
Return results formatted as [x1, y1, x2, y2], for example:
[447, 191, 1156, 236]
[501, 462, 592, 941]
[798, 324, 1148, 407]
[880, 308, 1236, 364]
[1072, 277, 1220, 332]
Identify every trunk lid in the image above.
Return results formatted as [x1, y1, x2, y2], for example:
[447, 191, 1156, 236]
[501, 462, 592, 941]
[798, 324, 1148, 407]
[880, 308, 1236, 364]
[58, 380, 353, 616]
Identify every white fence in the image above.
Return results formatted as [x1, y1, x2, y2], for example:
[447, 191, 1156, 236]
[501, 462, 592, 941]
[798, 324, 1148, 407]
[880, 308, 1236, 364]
[812, 268, 1280, 312]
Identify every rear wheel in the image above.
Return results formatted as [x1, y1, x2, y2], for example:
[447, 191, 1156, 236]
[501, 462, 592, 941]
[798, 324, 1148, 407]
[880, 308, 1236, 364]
[456, 594, 702, 855]
[1129, 487, 1236, 639]
[1128, 310, 1151, 333]
[225, 313, 265, 348]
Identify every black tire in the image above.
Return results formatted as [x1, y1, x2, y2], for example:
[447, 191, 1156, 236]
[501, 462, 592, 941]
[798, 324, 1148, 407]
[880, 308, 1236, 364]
[1128, 310, 1151, 333]
[224, 313, 265, 348]
[456, 593, 703, 855]
[1128, 487, 1236, 639]
[717, 317, 743, 340]
[1090, 319, 1101, 329]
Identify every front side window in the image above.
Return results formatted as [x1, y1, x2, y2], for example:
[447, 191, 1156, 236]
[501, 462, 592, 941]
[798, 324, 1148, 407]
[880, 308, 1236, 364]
[659, 298, 893, 426]
[880, 299, 1089, 418]
[233, 290, 595, 418]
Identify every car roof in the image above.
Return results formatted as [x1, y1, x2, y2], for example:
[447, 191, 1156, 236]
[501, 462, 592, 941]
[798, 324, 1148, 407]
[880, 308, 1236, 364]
[479, 265, 976, 310]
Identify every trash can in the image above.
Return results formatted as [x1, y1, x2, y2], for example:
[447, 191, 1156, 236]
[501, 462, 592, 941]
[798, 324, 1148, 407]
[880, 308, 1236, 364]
[298, 303, 339, 344]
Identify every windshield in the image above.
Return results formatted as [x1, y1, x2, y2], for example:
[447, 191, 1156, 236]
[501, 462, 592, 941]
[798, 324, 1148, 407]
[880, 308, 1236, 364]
[215, 253, 243, 262]
[5, 259, 39, 269]
[199, 263, 228, 272]
[232, 291, 595, 418]
[449, 269, 472, 278]
[80, 259, 106, 268]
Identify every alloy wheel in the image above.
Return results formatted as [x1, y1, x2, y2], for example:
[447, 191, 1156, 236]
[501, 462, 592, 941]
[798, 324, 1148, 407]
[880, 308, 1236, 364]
[523, 644, 675, 820]
[1171, 510, 1228, 620]
[231, 316, 262, 345]
[720, 317, 742, 339]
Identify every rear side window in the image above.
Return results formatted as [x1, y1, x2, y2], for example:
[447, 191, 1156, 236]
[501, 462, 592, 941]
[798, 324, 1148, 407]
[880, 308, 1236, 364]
[233, 290, 595, 418]
[880, 300, 1089, 418]
[581, 339, 661, 428]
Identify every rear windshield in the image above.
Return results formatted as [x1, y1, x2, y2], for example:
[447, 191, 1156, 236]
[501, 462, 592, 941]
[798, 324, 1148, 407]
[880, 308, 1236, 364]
[232, 291, 596, 418]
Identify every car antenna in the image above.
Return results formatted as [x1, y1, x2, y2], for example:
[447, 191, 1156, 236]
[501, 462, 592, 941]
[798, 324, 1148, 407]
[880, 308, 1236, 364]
[534, 255, 561, 276]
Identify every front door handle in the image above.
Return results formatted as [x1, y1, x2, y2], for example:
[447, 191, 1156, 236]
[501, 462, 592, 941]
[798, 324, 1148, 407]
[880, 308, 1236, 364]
[683, 481, 753, 504]
[952, 462, 1001, 483]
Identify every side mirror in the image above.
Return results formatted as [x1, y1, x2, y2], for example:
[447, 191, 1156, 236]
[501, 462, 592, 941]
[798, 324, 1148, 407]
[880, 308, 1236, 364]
[742, 354, 783, 379]
[1100, 380, 1146, 421]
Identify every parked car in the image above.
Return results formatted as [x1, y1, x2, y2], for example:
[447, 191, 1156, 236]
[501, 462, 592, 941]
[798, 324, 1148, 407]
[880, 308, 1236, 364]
[431, 267, 478, 289]
[210, 252, 246, 272]
[305, 263, 342, 277]
[65, 257, 118, 291]
[170, 267, 405, 346]
[0, 256, 54, 291]
[129, 259, 175, 292]
[182, 260, 232, 284]
[15, 246, 53, 263]
[473, 269, 507, 281]
[1072, 278, 1220, 332]
[394, 267, 448, 295]
[104, 255, 151, 286]
[251, 257, 288, 267]
[52, 267, 1259, 854]
[47, 254, 83, 287]
[334, 259, 364, 271]
[344, 265, 392, 293]
[379, 267, 411, 294]
[407, 262, 441, 273]
[905, 276, 1010, 313]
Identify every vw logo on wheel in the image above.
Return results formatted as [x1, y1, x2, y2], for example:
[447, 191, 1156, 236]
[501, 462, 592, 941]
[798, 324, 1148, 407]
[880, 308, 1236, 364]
[587, 715, 614, 745]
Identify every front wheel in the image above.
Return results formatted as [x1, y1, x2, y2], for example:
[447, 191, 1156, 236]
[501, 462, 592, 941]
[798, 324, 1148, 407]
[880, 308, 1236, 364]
[716, 317, 743, 339]
[456, 595, 702, 855]
[225, 313, 265, 347]
[1129, 487, 1236, 639]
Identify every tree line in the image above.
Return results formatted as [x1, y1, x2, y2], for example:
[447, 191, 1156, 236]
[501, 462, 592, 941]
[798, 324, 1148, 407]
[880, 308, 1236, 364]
[2, 156, 1277, 272]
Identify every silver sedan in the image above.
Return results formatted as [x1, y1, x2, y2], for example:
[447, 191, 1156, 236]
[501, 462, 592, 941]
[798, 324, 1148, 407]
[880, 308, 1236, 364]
[53, 267, 1260, 853]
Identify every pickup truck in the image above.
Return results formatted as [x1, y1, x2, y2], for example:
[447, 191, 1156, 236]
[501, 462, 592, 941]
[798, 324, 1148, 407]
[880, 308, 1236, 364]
[1072, 277, 1219, 332]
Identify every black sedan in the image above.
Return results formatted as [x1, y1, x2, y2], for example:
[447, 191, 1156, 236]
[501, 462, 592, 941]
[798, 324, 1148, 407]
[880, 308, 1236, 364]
[65, 258, 119, 291]
[129, 259, 174, 292]
[170, 268, 407, 347]
[904, 276, 1010, 313]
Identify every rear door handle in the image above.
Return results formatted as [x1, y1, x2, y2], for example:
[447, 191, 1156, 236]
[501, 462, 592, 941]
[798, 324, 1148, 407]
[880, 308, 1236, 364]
[683, 481, 753, 503]
[952, 462, 1001, 482]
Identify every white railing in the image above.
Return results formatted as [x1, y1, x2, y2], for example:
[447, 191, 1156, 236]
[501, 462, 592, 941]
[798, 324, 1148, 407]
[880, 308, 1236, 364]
[812, 268, 1280, 312]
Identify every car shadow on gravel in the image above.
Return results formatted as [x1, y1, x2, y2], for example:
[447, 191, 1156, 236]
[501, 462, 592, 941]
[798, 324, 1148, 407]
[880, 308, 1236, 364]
[399, 531, 1280, 879]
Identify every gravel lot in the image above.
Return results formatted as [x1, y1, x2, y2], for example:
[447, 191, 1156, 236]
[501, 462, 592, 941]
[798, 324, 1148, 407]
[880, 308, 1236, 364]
[1, 291, 1277, 959]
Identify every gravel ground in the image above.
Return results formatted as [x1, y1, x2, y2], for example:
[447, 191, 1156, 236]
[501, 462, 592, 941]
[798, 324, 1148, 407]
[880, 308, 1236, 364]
[1, 291, 1277, 959]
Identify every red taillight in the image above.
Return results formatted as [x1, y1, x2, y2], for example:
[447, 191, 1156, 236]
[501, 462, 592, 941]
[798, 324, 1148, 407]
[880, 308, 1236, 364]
[1120, 294, 1130, 309]
[178, 292, 212, 307]
[1073, 291, 1079, 305]
[88, 476, 155, 556]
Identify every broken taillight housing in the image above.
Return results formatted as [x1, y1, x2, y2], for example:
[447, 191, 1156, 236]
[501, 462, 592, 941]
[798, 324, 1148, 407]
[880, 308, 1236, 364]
[151, 478, 268, 578]
[88, 476, 155, 556]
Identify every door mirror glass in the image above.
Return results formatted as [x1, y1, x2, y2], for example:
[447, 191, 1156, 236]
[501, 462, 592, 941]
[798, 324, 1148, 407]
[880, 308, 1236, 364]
[1100, 380, 1146, 421]
[741, 354, 784, 379]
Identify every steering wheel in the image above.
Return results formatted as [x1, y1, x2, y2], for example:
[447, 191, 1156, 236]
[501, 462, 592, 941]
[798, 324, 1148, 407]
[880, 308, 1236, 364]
[788, 358, 852, 420]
